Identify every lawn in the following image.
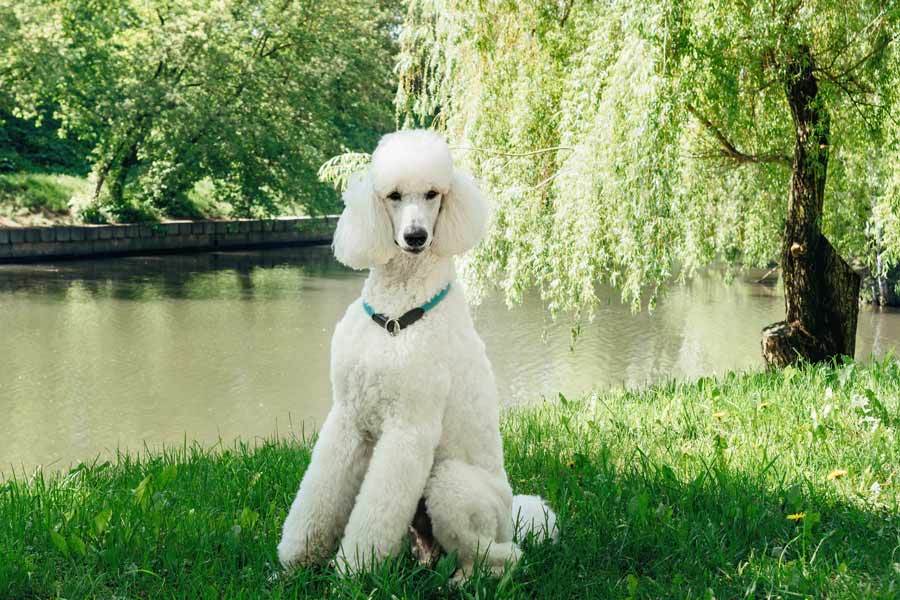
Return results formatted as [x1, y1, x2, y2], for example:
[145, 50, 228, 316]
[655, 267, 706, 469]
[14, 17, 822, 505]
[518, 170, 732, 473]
[1, 360, 898, 598]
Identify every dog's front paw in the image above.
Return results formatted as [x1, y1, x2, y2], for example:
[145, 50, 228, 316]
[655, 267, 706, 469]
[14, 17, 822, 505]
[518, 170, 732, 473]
[278, 531, 318, 570]
[329, 554, 358, 578]
[332, 547, 370, 577]
[333, 536, 384, 577]
[277, 536, 304, 569]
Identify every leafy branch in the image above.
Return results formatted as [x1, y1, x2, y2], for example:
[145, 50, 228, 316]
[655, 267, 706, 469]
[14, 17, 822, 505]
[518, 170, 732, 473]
[687, 104, 791, 166]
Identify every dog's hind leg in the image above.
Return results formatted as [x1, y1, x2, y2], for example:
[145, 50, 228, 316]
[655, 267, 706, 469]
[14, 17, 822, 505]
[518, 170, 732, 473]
[278, 408, 371, 568]
[424, 460, 521, 579]
[512, 494, 558, 544]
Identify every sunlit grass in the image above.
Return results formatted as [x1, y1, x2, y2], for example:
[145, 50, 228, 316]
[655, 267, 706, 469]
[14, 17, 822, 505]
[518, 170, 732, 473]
[0, 171, 232, 225]
[1, 359, 898, 598]
[0, 171, 88, 225]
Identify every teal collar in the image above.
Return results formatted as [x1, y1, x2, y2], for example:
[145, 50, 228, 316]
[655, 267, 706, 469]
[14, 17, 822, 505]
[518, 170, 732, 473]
[363, 283, 451, 336]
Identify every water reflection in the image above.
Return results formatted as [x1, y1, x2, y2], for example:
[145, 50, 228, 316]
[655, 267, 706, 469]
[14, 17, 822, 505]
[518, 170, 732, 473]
[1, 247, 898, 473]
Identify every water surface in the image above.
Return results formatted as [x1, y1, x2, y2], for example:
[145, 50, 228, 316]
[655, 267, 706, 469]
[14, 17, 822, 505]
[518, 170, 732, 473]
[2, 247, 898, 473]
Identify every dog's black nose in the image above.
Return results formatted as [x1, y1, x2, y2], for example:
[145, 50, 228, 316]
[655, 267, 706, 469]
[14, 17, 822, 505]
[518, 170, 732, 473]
[404, 228, 428, 248]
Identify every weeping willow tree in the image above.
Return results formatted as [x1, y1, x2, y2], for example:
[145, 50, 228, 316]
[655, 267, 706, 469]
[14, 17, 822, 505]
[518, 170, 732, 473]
[392, 0, 900, 366]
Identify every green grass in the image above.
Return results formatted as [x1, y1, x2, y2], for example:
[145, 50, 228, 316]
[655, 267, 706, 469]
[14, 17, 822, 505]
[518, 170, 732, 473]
[0, 171, 89, 225]
[2, 360, 899, 598]
[0, 171, 231, 225]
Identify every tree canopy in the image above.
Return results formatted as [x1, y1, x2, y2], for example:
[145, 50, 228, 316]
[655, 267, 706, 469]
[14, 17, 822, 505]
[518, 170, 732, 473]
[0, 0, 400, 220]
[394, 0, 900, 320]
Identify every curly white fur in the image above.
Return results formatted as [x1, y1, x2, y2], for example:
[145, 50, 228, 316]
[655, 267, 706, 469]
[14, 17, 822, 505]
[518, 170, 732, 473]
[278, 130, 557, 577]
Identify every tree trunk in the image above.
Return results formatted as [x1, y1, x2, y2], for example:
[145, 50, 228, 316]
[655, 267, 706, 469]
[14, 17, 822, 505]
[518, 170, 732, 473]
[91, 138, 140, 205]
[92, 160, 112, 202]
[761, 45, 860, 368]
[108, 141, 140, 208]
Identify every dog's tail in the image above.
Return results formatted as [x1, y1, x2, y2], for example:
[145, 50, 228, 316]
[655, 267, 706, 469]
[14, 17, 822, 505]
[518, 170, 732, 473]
[512, 495, 558, 543]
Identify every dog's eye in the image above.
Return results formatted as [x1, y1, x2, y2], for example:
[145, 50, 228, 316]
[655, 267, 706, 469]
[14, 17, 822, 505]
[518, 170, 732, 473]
[387, 191, 402, 201]
[425, 190, 439, 200]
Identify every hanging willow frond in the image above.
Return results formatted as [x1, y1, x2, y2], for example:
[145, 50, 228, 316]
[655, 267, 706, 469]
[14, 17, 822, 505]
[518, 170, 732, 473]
[318, 152, 372, 193]
[396, 0, 900, 317]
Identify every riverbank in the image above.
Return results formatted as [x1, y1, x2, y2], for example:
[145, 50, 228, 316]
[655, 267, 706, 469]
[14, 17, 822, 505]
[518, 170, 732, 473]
[0, 216, 337, 262]
[0, 169, 240, 230]
[0, 171, 89, 227]
[2, 360, 898, 598]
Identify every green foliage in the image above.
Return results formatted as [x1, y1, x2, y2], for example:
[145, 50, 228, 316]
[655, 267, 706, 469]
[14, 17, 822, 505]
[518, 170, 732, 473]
[0, 107, 91, 174]
[1, 360, 899, 597]
[0, 0, 400, 222]
[397, 1, 900, 315]
[319, 152, 375, 193]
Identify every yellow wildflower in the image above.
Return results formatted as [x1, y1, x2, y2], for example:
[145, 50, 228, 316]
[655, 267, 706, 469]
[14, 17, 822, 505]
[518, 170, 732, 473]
[827, 469, 848, 480]
[713, 411, 727, 419]
[758, 402, 770, 410]
[787, 512, 806, 521]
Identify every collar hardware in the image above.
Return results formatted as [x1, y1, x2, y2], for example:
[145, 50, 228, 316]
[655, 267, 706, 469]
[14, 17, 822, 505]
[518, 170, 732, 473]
[385, 318, 401, 336]
[363, 283, 451, 336]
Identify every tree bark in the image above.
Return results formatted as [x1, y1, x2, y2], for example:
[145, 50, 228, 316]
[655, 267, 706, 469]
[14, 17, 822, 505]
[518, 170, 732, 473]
[108, 141, 140, 208]
[761, 45, 860, 368]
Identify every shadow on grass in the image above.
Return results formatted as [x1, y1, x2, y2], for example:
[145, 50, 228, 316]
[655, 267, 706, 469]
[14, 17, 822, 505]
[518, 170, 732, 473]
[510, 440, 899, 599]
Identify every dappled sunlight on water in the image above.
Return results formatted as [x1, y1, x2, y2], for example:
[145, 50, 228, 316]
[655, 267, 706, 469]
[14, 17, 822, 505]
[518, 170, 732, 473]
[1, 247, 898, 473]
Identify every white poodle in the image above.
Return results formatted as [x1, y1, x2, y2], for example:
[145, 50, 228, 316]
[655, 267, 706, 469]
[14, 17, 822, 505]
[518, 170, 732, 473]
[277, 130, 557, 577]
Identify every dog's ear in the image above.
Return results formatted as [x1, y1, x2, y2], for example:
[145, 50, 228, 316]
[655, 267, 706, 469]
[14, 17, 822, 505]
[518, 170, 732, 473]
[332, 171, 396, 269]
[432, 170, 489, 257]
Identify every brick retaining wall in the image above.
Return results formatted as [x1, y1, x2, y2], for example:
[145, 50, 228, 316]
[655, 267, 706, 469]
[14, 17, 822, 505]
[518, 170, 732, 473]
[0, 216, 337, 262]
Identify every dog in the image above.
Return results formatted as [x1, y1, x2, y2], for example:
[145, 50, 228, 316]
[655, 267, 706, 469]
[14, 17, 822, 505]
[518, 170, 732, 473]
[277, 129, 557, 578]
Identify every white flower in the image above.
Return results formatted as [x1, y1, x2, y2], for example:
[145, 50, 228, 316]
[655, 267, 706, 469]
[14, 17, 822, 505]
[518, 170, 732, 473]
[822, 403, 833, 419]
[824, 386, 834, 400]
[850, 393, 869, 411]
[870, 481, 882, 497]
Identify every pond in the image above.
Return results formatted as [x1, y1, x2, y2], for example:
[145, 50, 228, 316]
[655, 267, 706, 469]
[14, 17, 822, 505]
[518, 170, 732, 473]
[2, 245, 899, 474]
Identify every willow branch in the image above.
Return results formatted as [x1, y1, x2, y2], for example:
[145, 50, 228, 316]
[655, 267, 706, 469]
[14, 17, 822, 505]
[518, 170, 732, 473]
[816, 58, 900, 131]
[834, 28, 900, 80]
[687, 104, 791, 166]
[756, 265, 780, 283]
[823, 10, 886, 72]
[451, 145, 574, 158]
[559, 0, 574, 26]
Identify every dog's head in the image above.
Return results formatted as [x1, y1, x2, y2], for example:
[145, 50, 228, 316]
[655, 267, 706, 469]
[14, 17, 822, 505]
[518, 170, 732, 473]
[332, 130, 488, 270]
